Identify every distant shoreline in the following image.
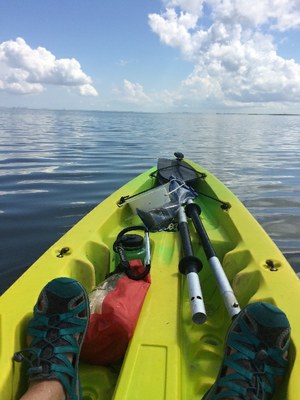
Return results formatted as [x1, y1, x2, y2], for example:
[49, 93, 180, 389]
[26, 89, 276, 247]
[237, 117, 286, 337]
[216, 112, 300, 116]
[1, 107, 300, 116]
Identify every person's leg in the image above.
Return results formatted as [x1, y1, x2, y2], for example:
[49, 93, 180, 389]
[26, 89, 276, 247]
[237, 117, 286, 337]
[14, 277, 90, 400]
[20, 380, 65, 400]
[202, 302, 291, 400]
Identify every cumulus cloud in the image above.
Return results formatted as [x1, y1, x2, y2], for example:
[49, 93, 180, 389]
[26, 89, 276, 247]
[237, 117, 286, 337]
[149, 0, 300, 106]
[0, 37, 98, 96]
[122, 79, 152, 103]
[161, 0, 205, 16]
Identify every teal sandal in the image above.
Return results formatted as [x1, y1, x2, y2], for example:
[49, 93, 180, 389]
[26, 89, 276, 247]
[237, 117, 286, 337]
[202, 302, 291, 400]
[14, 277, 90, 400]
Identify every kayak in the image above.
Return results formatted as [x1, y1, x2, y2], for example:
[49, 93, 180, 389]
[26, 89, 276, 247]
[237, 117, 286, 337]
[1, 153, 300, 400]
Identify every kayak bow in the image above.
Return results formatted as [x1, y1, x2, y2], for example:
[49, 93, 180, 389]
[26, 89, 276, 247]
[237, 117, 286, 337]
[0, 153, 299, 400]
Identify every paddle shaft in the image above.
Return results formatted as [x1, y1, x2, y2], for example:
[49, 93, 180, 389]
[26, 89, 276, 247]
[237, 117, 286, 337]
[186, 200, 241, 319]
[177, 206, 207, 324]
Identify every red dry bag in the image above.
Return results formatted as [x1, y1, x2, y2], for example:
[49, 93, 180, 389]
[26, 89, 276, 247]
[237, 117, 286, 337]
[81, 235, 151, 365]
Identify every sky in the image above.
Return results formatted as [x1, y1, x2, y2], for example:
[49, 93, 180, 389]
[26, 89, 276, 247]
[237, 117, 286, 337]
[1, 0, 300, 113]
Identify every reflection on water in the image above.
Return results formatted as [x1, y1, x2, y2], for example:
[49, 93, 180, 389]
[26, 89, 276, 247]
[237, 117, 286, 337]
[1, 109, 300, 293]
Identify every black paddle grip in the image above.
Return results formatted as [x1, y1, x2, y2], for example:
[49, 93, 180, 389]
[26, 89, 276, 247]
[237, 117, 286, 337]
[178, 219, 203, 275]
[179, 255, 203, 275]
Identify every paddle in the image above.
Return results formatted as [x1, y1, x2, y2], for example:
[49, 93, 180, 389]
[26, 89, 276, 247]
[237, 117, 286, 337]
[185, 199, 241, 319]
[177, 205, 207, 324]
[159, 153, 240, 320]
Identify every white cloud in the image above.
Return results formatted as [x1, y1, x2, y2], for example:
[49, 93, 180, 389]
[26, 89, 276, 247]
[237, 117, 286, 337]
[149, 9, 199, 58]
[210, 0, 300, 31]
[0, 80, 44, 95]
[122, 79, 152, 103]
[79, 84, 98, 97]
[162, 0, 205, 16]
[149, 0, 300, 107]
[0, 37, 98, 96]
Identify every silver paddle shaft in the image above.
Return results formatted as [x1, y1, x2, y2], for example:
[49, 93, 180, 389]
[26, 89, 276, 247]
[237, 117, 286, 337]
[207, 256, 240, 318]
[187, 272, 207, 324]
[186, 199, 241, 319]
[178, 206, 207, 324]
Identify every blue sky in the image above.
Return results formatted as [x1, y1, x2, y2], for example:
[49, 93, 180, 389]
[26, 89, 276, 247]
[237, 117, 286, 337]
[1, 0, 300, 112]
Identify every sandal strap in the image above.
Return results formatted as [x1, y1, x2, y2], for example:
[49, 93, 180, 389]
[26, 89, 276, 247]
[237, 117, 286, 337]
[13, 278, 89, 400]
[202, 302, 291, 400]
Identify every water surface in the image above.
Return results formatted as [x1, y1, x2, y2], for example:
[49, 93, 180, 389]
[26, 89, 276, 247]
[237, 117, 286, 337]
[1, 109, 300, 293]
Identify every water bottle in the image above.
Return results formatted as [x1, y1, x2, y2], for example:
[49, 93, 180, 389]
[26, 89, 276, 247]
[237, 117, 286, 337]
[114, 233, 146, 267]
[113, 226, 151, 280]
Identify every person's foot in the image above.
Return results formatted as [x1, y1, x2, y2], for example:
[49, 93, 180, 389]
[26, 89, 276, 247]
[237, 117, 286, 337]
[202, 302, 291, 400]
[14, 277, 90, 400]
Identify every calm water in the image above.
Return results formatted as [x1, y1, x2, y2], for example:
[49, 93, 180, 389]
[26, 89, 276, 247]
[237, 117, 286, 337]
[1, 108, 300, 294]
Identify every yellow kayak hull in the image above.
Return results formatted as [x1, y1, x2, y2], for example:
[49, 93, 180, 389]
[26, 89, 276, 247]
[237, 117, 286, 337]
[1, 158, 299, 399]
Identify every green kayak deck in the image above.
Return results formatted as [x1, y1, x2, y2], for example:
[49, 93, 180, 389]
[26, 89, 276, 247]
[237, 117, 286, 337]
[0, 157, 300, 399]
